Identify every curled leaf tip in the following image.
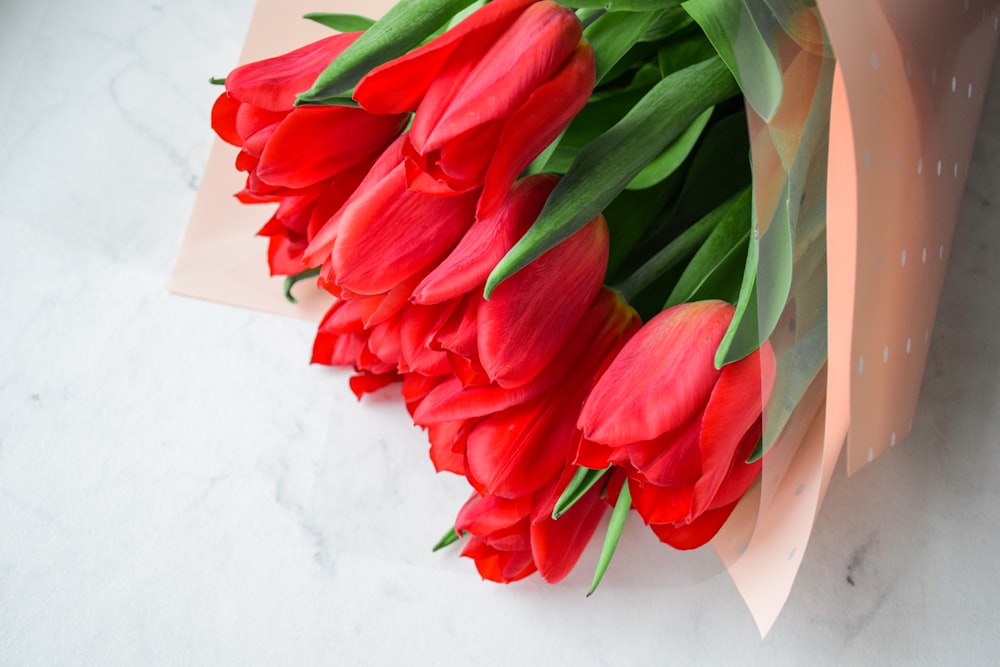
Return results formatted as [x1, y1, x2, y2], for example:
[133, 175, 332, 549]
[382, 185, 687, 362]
[283, 267, 322, 303]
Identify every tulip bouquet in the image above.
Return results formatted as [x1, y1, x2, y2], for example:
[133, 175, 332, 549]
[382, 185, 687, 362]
[193, 0, 997, 626]
[208, 0, 819, 591]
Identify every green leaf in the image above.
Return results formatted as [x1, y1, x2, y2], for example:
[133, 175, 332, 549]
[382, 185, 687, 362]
[666, 110, 751, 231]
[552, 467, 610, 519]
[604, 173, 683, 283]
[665, 186, 752, 306]
[283, 267, 321, 304]
[584, 9, 667, 84]
[639, 6, 694, 42]
[656, 27, 718, 77]
[445, 0, 487, 29]
[681, 0, 783, 120]
[625, 105, 713, 190]
[715, 55, 834, 366]
[588, 481, 631, 597]
[298, 96, 360, 108]
[752, 313, 827, 461]
[486, 56, 738, 297]
[713, 228, 758, 366]
[541, 86, 649, 173]
[303, 12, 376, 32]
[432, 527, 461, 552]
[614, 190, 730, 301]
[681, 231, 747, 305]
[296, 0, 473, 103]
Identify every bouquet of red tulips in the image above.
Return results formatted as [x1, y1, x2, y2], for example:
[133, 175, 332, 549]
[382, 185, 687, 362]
[188, 0, 997, 632]
[208, 0, 811, 590]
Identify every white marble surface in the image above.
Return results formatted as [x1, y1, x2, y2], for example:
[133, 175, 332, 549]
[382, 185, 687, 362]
[2, 1, 999, 664]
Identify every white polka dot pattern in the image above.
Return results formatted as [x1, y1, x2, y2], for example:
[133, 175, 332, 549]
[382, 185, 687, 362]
[715, 1, 998, 637]
[820, 0, 999, 473]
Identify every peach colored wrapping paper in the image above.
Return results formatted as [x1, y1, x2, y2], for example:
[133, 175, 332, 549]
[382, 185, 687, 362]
[170, 0, 999, 638]
[820, 0, 999, 473]
[720, 0, 998, 636]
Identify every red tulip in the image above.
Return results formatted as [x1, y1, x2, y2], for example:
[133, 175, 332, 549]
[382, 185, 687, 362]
[253, 106, 407, 191]
[455, 467, 607, 584]
[413, 174, 609, 389]
[462, 289, 640, 498]
[353, 0, 595, 217]
[412, 288, 637, 425]
[211, 32, 408, 275]
[213, 31, 407, 180]
[578, 301, 776, 550]
[220, 33, 362, 113]
[255, 164, 368, 276]
[303, 136, 479, 296]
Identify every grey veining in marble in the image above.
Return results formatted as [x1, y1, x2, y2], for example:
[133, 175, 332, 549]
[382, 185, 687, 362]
[1, 1, 998, 664]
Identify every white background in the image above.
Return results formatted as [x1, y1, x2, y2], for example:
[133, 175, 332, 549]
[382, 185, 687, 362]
[1, 1, 998, 664]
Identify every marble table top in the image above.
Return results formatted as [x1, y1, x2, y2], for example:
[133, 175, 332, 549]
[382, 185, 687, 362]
[2, 1, 998, 664]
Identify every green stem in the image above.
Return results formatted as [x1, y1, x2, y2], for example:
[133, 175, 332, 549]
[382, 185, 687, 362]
[208, 76, 226, 85]
[613, 208, 723, 302]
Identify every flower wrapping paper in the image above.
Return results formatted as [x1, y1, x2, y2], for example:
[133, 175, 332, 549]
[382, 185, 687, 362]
[170, 0, 999, 635]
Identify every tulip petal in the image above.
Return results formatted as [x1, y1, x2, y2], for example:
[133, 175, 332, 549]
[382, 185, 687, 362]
[397, 303, 455, 377]
[427, 420, 472, 475]
[265, 231, 306, 277]
[412, 175, 557, 305]
[235, 104, 286, 157]
[423, 2, 581, 151]
[256, 107, 406, 189]
[417, 287, 635, 424]
[226, 33, 361, 111]
[303, 135, 407, 267]
[402, 372, 447, 416]
[432, 293, 480, 358]
[332, 163, 478, 295]
[628, 477, 693, 525]
[573, 437, 615, 470]
[477, 42, 595, 218]
[348, 371, 401, 399]
[478, 213, 608, 388]
[580, 301, 732, 446]
[464, 396, 572, 498]
[429, 119, 505, 187]
[649, 501, 739, 550]
[689, 342, 775, 518]
[455, 492, 532, 537]
[462, 534, 537, 583]
[412, 374, 547, 425]
[211, 93, 242, 146]
[354, 0, 536, 114]
[630, 418, 702, 487]
[530, 484, 606, 583]
[312, 300, 367, 366]
[705, 422, 762, 511]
